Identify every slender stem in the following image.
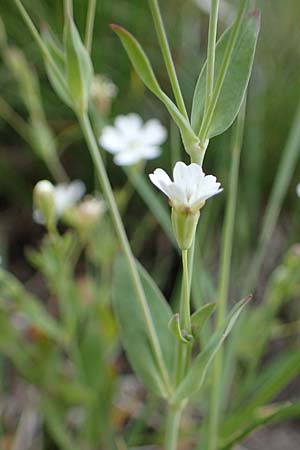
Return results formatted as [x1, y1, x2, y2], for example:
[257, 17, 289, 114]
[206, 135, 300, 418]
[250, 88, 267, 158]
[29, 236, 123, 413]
[0, 97, 31, 144]
[165, 406, 183, 450]
[198, 0, 248, 142]
[45, 154, 69, 183]
[78, 112, 172, 396]
[205, 0, 220, 114]
[13, 0, 68, 93]
[181, 249, 191, 332]
[207, 100, 246, 450]
[174, 249, 192, 390]
[148, 0, 188, 120]
[64, 0, 73, 19]
[85, 0, 97, 53]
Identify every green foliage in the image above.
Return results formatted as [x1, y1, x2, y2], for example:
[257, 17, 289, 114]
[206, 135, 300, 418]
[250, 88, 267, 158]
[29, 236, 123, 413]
[113, 255, 176, 398]
[64, 17, 93, 114]
[191, 11, 260, 137]
[111, 24, 200, 156]
[172, 296, 251, 403]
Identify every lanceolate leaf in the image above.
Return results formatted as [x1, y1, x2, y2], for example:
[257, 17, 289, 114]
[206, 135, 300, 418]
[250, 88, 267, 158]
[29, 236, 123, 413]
[172, 296, 251, 403]
[191, 302, 215, 338]
[42, 27, 72, 108]
[218, 402, 300, 450]
[111, 24, 199, 156]
[64, 18, 93, 114]
[221, 350, 300, 436]
[191, 11, 260, 138]
[113, 255, 176, 398]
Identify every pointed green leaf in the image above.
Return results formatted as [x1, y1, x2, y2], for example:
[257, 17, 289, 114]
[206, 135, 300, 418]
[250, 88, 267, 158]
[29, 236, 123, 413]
[113, 255, 176, 398]
[64, 18, 93, 114]
[42, 27, 72, 108]
[191, 11, 260, 137]
[218, 402, 300, 450]
[111, 24, 199, 156]
[221, 350, 300, 437]
[172, 296, 251, 403]
[191, 302, 215, 338]
[168, 313, 193, 344]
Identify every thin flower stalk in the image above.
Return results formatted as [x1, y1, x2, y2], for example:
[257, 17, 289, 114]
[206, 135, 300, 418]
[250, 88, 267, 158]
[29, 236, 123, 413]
[207, 99, 246, 450]
[79, 112, 173, 396]
[85, 0, 97, 53]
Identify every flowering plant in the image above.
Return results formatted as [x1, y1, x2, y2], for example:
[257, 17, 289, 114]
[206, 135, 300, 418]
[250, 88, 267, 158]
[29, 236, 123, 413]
[0, 1, 299, 450]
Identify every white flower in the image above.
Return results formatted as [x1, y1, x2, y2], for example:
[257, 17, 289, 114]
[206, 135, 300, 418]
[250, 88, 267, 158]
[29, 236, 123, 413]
[34, 180, 85, 224]
[99, 113, 167, 166]
[90, 74, 118, 115]
[149, 161, 222, 212]
[193, 0, 234, 23]
[296, 183, 300, 198]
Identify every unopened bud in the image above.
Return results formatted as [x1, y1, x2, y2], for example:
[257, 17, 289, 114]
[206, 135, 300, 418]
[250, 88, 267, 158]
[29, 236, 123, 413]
[33, 180, 56, 229]
[64, 196, 106, 232]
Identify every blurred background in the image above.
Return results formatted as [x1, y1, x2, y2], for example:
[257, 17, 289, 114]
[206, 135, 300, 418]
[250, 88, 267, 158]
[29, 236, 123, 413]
[0, 0, 299, 449]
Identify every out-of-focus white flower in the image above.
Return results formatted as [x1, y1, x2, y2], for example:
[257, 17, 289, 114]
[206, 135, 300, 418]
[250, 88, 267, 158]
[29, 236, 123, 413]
[90, 74, 118, 115]
[149, 161, 222, 212]
[34, 180, 85, 224]
[99, 113, 167, 166]
[296, 183, 300, 198]
[149, 162, 222, 250]
[194, 0, 234, 23]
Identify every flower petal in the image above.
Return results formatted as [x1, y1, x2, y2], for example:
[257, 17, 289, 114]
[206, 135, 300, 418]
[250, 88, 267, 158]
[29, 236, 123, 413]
[142, 119, 167, 146]
[141, 146, 161, 160]
[114, 150, 142, 166]
[99, 126, 124, 153]
[115, 113, 143, 138]
[55, 180, 86, 215]
[149, 168, 172, 197]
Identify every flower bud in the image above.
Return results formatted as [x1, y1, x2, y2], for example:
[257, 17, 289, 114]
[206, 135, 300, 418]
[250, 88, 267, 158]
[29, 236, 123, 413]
[64, 196, 106, 233]
[90, 75, 117, 115]
[33, 180, 56, 229]
[171, 208, 199, 250]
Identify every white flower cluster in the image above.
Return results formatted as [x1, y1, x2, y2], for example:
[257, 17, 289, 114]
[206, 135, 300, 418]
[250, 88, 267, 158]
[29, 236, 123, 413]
[33, 180, 85, 224]
[33, 180, 105, 231]
[99, 112, 222, 249]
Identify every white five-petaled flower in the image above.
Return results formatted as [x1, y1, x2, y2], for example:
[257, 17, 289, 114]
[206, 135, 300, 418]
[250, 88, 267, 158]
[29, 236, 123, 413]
[149, 161, 222, 212]
[34, 180, 85, 224]
[99, 113, 167, 166]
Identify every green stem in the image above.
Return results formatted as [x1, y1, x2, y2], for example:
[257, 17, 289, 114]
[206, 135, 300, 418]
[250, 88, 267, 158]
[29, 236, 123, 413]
[13, 0, 69, 93]
[198, 0, 248, 142]
[64, 0, 73, 19]
[181, 249, 191, 332]
[205, 0, 220, 114]
[0, 97, 31, 144]
[85, 0, 97, 53]
[78, 112, 172, 396]
[46, 154, 69, 184]
[148, 0, 188, 120]
[207, 100, 246, 450]
[165, 406, 183, 450]
[174, 249, 192, 393]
